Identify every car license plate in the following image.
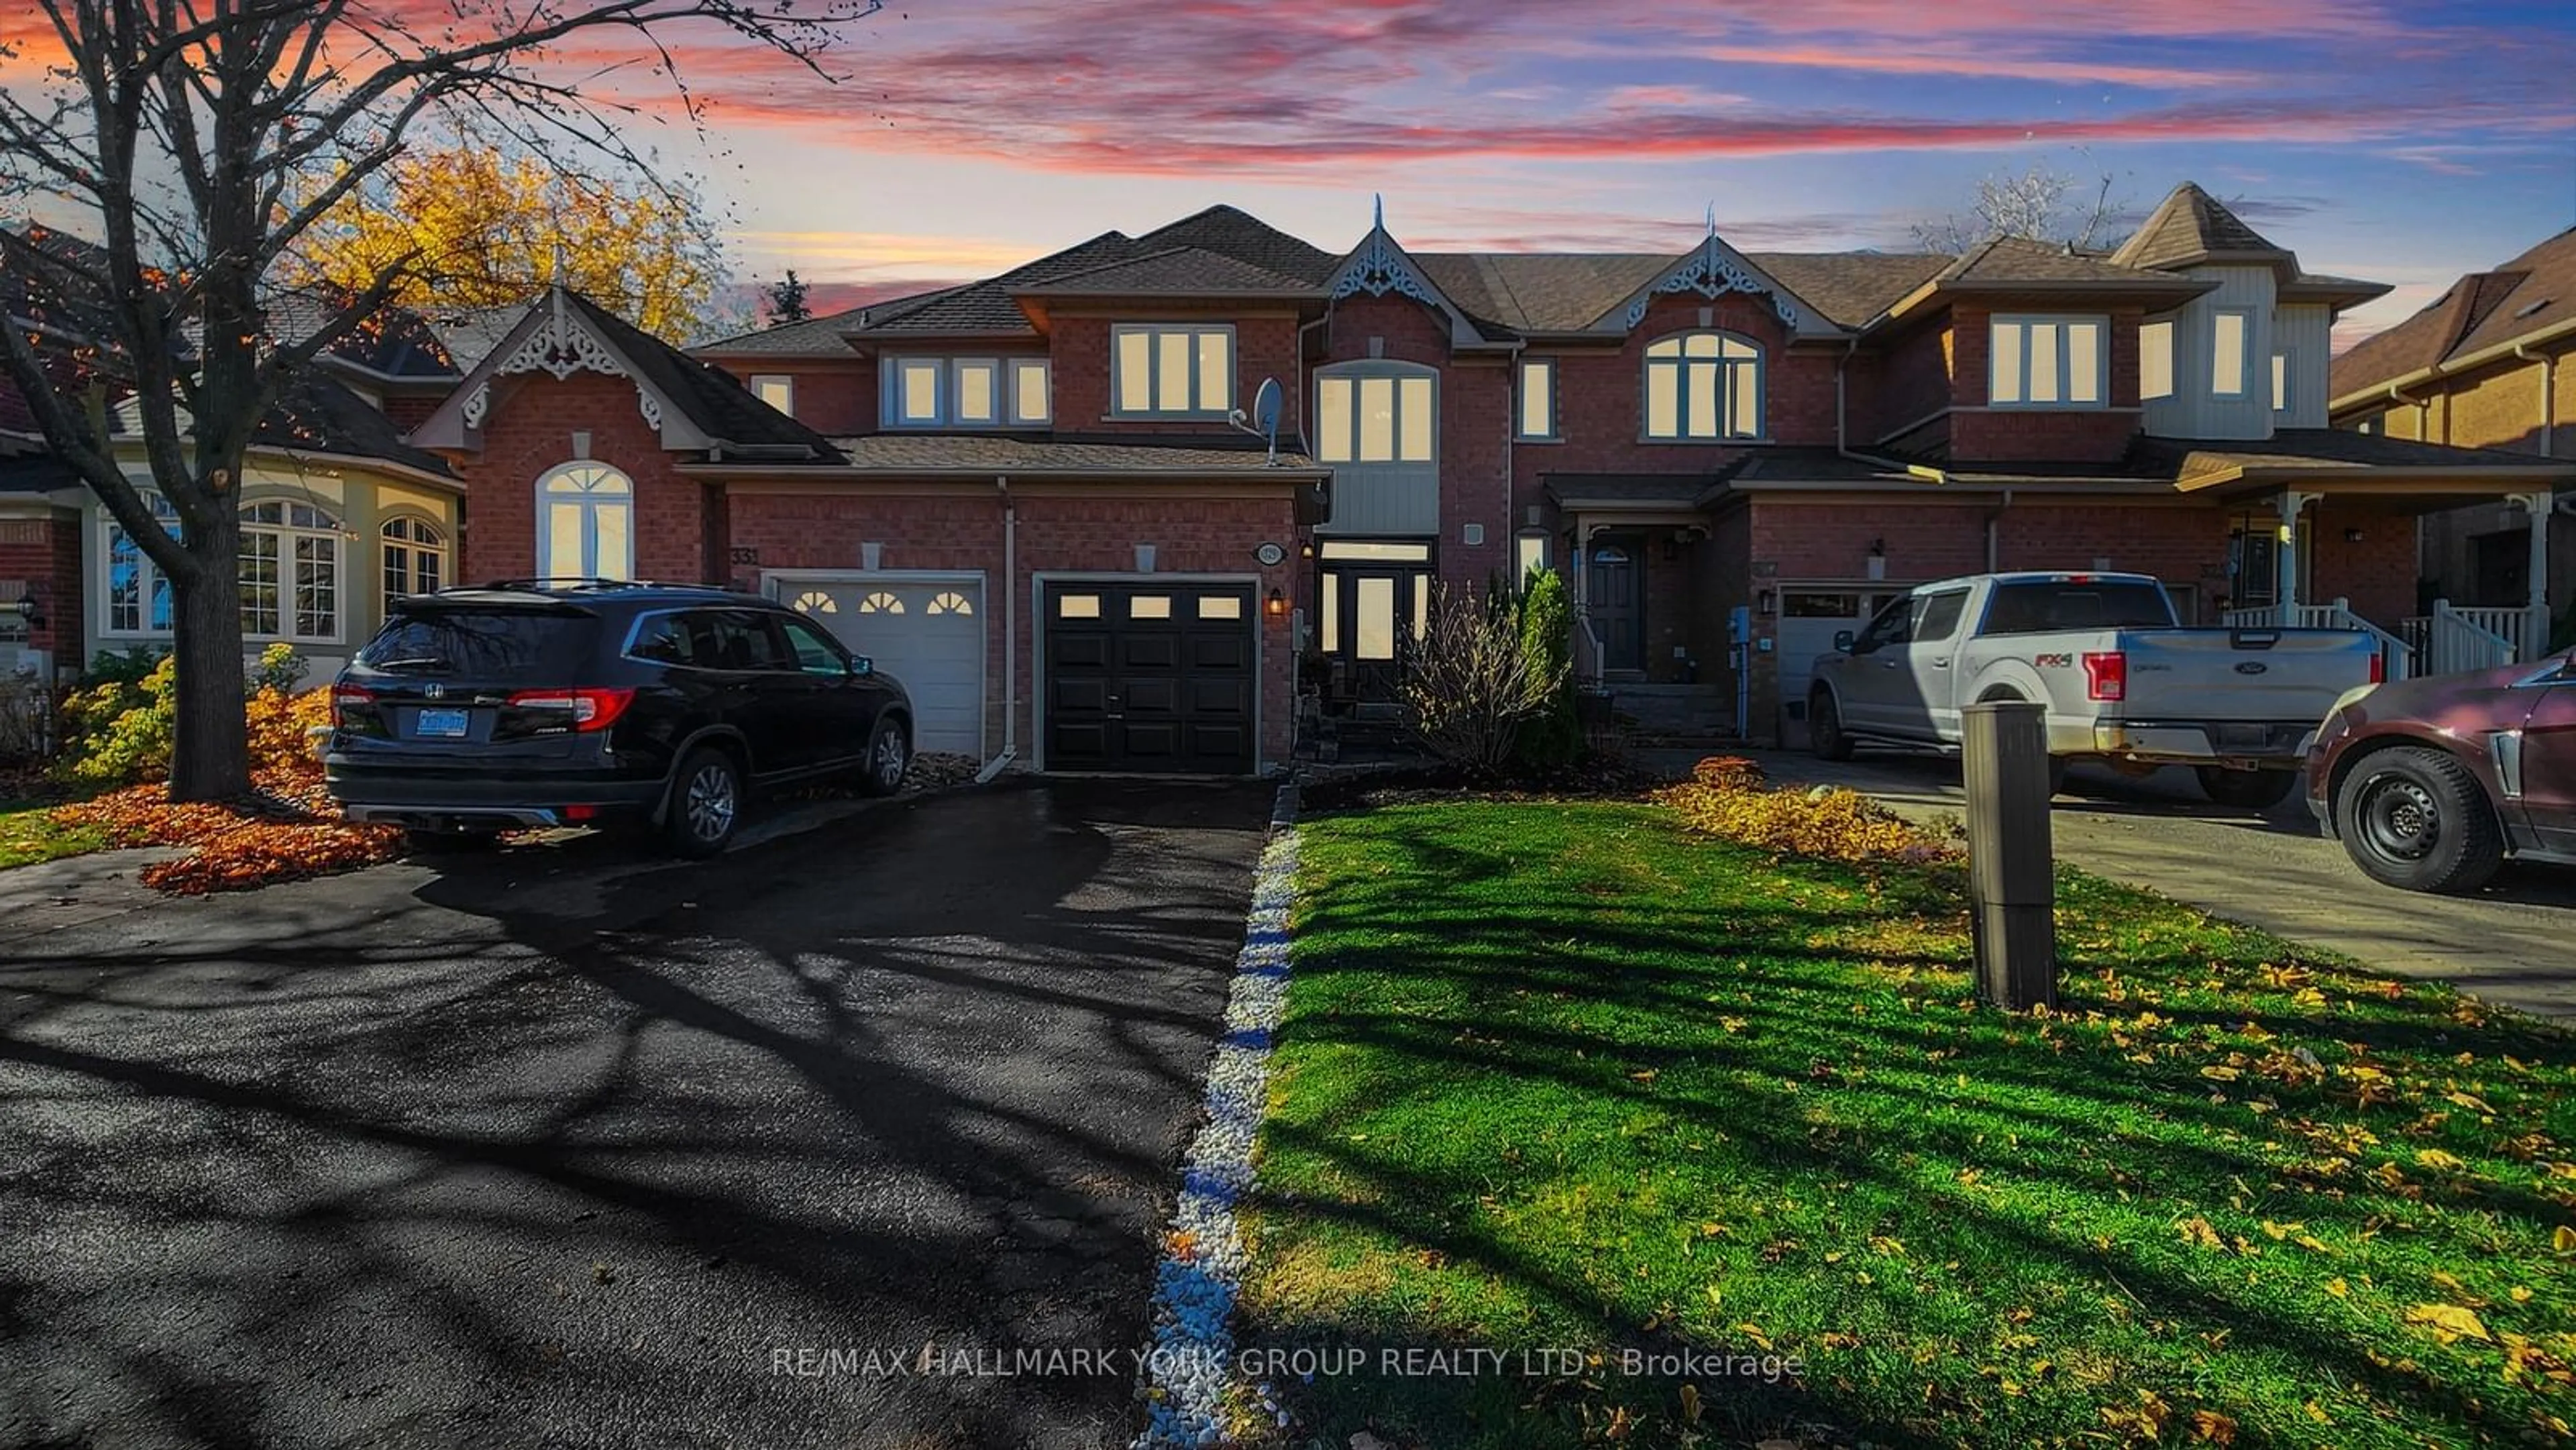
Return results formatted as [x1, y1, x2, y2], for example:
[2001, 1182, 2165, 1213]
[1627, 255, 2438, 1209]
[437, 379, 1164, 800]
[416, 707, 470, 739]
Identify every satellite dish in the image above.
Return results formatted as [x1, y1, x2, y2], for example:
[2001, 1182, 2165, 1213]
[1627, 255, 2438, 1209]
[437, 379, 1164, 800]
[1250, 378, 1283, 465]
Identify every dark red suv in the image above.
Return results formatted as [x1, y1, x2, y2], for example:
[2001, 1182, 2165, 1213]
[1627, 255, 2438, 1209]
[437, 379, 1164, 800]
[2304, 650, 2576, 893]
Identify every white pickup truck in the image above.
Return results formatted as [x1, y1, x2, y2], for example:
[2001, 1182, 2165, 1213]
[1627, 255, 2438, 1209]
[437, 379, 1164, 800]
[1806, 571, 2383, 806]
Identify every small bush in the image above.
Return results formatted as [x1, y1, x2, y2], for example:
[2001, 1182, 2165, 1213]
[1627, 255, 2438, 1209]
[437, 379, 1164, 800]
[1511, 568, 1582, 769]
[1399, 581, 1564, 773]
[52, 643, 319, 788]
[1653, 755, 1955, 865]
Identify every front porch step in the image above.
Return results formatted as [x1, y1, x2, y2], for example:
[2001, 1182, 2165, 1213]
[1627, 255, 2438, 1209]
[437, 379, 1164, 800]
[1605, 683, 1732, 738]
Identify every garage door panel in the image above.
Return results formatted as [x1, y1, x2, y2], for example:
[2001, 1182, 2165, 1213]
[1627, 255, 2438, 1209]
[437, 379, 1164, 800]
[776, 577, 985, 757]
[1045, 581, 1256, 774]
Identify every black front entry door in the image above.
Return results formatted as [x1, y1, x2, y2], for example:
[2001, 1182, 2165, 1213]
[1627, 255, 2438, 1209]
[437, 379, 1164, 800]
[1588, 537, 1644, 671]
[1046, 582, 1256, 773]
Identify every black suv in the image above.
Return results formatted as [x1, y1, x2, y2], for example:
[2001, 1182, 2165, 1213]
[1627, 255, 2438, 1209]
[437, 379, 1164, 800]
[325, 581, 915, 856]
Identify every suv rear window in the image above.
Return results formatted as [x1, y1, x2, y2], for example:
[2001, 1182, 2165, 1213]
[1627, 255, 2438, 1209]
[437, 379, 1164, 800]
[1982, 581, 2175, 636]
[358, 608, 601, 678]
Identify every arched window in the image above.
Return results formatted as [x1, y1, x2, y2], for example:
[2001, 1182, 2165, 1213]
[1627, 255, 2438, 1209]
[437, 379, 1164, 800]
[381, 516, 448, 609]
[857, 591, 904, 614]
[536, 462, 633, 580]
[792, 590, 839, 615]
[1643, 331, 1762, 441]
[926, 591, 974, 616]
[1313, 361, 1438, 465]
[240, 499, 342, 640]
[103, 492, 183, 634]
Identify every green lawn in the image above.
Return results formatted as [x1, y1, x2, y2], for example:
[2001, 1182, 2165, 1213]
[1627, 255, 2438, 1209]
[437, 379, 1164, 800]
[1238, 800, 2576, 1449]
[0, 800, 102, 869]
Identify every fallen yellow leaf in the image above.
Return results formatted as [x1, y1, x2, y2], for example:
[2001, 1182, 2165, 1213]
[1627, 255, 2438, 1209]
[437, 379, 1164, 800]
[2192, 1408, 2240, 1445]
[2326, 1277, 2349, 1298]
[2405, 1302, 2493, 1344]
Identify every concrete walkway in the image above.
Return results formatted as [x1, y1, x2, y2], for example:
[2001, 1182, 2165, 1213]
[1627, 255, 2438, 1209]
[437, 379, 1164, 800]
[1660, 748, 2576, 1021]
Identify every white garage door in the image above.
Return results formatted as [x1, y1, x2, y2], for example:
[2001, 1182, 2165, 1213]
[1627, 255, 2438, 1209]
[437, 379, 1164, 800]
[1775, 590, 1897, 710]
[772, 576, 984, 756]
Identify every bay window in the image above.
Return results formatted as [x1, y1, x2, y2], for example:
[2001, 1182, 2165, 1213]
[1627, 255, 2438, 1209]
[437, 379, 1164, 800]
[1643, 332, 1762, 441]
[1112, 325, 1232, 416]
[103, 492, 182, 634]
[1989, 317, 2106, 407]
[239, 500, 341, 641]
[382, 515, 448, 609]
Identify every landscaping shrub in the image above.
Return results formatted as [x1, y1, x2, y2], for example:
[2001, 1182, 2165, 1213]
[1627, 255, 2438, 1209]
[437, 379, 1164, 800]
[1511, 567, 1582, 769]
[1399, 581, 1564, 773]
[53, 643, 315, 787]
[1652, 753, 1957, 865]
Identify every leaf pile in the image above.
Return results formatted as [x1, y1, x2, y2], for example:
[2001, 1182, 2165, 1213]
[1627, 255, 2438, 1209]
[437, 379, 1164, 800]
[45, 687, 398, 895]
[1650, 755, 1957, 866]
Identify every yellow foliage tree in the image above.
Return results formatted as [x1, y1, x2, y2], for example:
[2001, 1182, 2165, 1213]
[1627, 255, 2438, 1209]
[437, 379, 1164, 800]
[285, 147, 727, 341]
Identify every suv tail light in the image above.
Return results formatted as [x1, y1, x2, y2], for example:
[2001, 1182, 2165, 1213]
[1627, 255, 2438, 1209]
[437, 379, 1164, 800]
[330, 685, 375, 726]
[506, 687, 635, 732]
[2082, 651, 2127, 702]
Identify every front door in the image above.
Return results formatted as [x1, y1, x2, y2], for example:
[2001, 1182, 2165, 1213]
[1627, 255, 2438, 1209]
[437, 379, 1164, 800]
[1315, 539, 1434, 704]
[1587, 537, 1644, 672]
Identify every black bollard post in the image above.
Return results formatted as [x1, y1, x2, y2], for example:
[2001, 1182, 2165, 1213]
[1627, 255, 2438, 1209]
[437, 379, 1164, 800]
[1960, 700, 2057, 1011]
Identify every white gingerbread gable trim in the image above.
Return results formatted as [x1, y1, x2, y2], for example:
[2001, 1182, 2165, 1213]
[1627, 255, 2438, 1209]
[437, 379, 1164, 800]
[1324, 199, 1489, 348]
[1605, 228, 1835, 337]
[411, 288, 698, 453]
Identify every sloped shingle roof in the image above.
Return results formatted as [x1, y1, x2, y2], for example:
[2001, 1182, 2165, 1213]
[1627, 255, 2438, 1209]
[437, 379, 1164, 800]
[2113, 182, 2294, 272]
[2134, 428, 2576, 483]
[1747, 252, 1952, 327]
[1020, 246, 1322, 296]
[557, 292, 839, 459]
[1133, 205, 1340, 286]
[2332, 227, 2576, 402]
[694, 302, 876, 357]
[829, 432, 1320, 474]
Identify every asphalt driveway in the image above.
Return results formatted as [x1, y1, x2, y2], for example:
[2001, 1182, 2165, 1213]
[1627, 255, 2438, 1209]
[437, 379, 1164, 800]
[1744, 749, 2576, 1019]
[0, 777, 1273, 1450]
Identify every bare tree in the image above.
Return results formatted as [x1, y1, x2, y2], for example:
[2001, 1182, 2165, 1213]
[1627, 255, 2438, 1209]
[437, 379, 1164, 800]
[1913, 161, 2129, 255]
[0, 0, 875, 799]
[1399, 583, 1563, 775]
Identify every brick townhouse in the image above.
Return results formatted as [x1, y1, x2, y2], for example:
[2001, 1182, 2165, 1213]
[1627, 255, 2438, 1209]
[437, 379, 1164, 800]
[12, 185, 2575, 773]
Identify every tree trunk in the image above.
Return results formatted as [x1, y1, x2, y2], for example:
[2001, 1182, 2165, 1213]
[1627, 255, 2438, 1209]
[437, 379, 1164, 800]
[167, 509, 252, 802]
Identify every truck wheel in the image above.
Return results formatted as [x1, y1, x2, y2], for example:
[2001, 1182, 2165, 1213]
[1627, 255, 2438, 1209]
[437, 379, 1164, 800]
[2196, 765, 2298, 811]
[1809, 689, 1854, 761]
[2046, 756, 2069, 797]
[2332, 747, 2502, 895]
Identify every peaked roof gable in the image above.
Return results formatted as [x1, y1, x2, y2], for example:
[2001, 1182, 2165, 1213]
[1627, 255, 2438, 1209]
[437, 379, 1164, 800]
[2332, 225, 2576, 404]
[2114, 182, 2296, 274]
[1327, 211, 1494, 347]
[1019, 245, 1322, 296]
[1135, 205, 1340, 286]
[411, 288, 838, 460]
[1606, 228, 1835, 335]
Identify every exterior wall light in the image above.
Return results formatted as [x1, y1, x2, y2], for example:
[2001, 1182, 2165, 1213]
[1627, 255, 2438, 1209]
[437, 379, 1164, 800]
[1265, 588, 1288, 618]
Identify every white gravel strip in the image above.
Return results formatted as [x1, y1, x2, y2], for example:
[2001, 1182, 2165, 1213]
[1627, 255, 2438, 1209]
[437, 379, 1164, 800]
[1130, 789, 1301, 1449]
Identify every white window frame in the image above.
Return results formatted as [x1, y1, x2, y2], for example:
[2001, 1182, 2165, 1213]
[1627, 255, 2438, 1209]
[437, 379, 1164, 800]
[100, 491, 182, 636]
[535, 461, 635, 581]
[1642, 331, 1763, 441]
[380, 514, 449, 612]
[2210, 309, 2253, 397]
[1515, 532, 1550, 588]
[884, 355, 1050, 428]
[2139, 319, 2176, 402]
[1518, 358, 1557, 441]
[1314, 361, 1438, 465]
[1988, 315, 2108, 410]
[1111, 324, 1234, 417]
[238, 499, 344, 644]
[750, 374, 795, 417]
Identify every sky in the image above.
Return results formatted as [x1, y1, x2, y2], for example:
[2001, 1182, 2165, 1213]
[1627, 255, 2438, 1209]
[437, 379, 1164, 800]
[643, 0, 2576, 348]
[5, 0, 2575, 349]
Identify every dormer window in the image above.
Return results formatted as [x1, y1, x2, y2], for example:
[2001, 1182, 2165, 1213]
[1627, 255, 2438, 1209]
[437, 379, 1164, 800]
[1989, 317, 2106, 408]
[887, 356, 1049, 428]
[1643, 331, 1761, 441]
[1113, 324, 1233, 417]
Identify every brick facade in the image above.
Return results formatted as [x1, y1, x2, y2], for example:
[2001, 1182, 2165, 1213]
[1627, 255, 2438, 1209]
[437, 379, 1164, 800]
[0, 511, 83, 665]
[1048, 313, 1303, 435]
[453, 372, 716, 585]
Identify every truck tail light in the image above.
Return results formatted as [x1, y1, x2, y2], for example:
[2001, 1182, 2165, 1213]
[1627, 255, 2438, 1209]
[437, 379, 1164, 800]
[2369, 651, 2386, 685]
[2082, 651, 2127, 702]
[506, 687, 635, 732]
[329, 685, 374, 726]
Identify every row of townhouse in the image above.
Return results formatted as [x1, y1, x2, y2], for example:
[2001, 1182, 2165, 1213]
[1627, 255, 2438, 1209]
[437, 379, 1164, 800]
[7, 184, 2573, 775]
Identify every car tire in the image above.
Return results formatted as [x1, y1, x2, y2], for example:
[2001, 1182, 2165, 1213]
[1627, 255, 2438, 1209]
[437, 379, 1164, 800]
[2197, 765, 2298, 811]
[2332, 746, 2503, 895]
[1810, 689, 1855, 761]
[664, 746, 744, 859]
[404, 828, 498, 854]
[859, 715, 911, 798]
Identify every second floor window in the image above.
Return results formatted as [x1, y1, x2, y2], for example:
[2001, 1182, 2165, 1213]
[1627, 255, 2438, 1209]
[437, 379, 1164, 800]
[2140, 320, 2176, 401]
[1644, 332, 1761, 441]
[751, 375, 794, 416]
[2211, 310, 2251, 396]
[1518, 359, 1556, 439]
[1990, 317, 2106, 408]
[1114, 324, 1232, 416]
[888, 356, 1049, 427]
[1316, 364, 1436, 464]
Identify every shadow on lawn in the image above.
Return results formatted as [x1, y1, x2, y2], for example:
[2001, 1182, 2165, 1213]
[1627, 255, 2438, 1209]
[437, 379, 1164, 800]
[1244, 805, 2575, 1449]
[0, 777, 1272, 1450]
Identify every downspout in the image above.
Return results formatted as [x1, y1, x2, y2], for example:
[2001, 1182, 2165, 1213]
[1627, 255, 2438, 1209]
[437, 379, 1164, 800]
[975, 474, 1018, 783]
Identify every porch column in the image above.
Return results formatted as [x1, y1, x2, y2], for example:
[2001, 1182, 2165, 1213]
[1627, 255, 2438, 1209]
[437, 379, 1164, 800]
[2275, 490, 2318, 616]
[2511, 490, 2553, 659]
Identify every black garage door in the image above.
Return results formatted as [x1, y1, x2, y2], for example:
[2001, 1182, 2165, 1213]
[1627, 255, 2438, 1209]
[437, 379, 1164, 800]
[1045, 581, 1256, 773]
